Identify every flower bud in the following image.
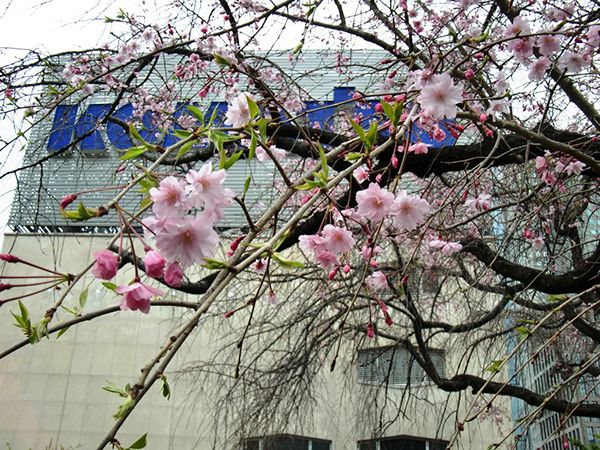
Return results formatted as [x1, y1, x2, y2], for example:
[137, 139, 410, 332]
[0, 254, 19, 263]
[59, 194, 78, 210]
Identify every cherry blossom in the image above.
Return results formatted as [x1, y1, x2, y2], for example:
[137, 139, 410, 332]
[366, 271, 388, 291]
[155, 214, 219, 268]
[164, 262, 184, 288]
[537, 35, 560, 57]
[144, 250, 166, 279]
[256, 145, 287, 162]
[356, 183, 395, 222]
[430, 239, 462, 255]
[186, 163, 232, 210]
[116, 282, 164, 314]
[465, 193, 492, 212]
[353, 165, 370, 183]
[150, 176, 187, 218]
[407, 142, 431, 154]
[321, 224, 355, 254]
[389, 191, 430, 231]
[91, 250, 120, 280]
[558, 52, 589, 74]
[225, 93, 254, 128]
[529, 57, 551, 81]
[416, 73, 463, 119]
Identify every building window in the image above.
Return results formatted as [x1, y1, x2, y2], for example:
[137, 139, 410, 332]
[242, 434, 331, 450]
[358, 435, 449, 450]
[357, 346, 445, 386]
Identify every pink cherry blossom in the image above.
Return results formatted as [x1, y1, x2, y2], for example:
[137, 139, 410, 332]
[164, 262, 184, 287]
[537, 35, 560, 57]
[299, 234, 326, 256]
[558, 52, 589, 74]
[155, 214, 219, 268]
[389, 191, 430, 231]
[150, 176, 187, 218]
[465, 193, 492, 212]
[91, 250, 120, 280]
[366, 271, 388, 291]
[587, 25, 600, 48]
[356, 183, 395, 222]
[407, 142, 431, 154]
[144, 250, 166, 278]
[353, 165, 370, 184]
[430, 239, 462, 255]
[529, 57, 551, 81]
[116, 282, 164, 314]
[186, 163, 230, 209]
[504, 16, 531, 38]
[225, 93, 253, 128]
[508, 38, 534, 64]
[417, 73, 463, 119]
[315, 251, 338, 269]
[531, 237, 545, 250]
[556, 160, 586, 176]
[256, 145, 287, 162]
[321, 224, 355, 254]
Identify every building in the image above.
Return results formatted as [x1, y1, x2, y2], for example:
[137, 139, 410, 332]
[0, 50, 508, 449]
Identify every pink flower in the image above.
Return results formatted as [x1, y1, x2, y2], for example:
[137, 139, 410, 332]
[465, 193, 492, 211]
[417, 73, 463, 119]
[508, 38, 534, 64]
[529, 57, 551, 81]
[321, 225, 355, 254]
[504, 16, 531, 38]
[532, 237, 545, 250]
[356, 183, 395, 222]
[91, 250, 120, 280]
[144, 250, 166, 279]
[256, 145, 287, 162]
[389, 191, 430, 230]
[155, 214, 219, 268]
[353, 165, 370, 184]
[587, 25, 600, 48]
[150, 176, 187, 218]
[116, 282, 163, 314]
[185, 163, 230, 209]
[225, 93, 253, 128]
[315, 251, 338, 269]
[430, 239, 462, 255]
[407, 142, 431, 154]
[535, 156, 548, 171]
[164, 262, 184, 287]
[558, 52, 589, 74]
[299, 234, 326, 256]
[366, 271, 389, 291]
[537, 35, 560, 57]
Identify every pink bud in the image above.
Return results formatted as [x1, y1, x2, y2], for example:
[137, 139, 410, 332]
[367, 323, 375, 338]
[0, 254, 19, 263]
[59, 194, 78, 209]
[484, 126, 494, 137]
[352, 92, 363, 101]
[391, 152, 398, 169]
[394, 94, 405, 103]
[227, 235, 245, 257]
[464, 68, 475, 80]
[375, 103, 384, 113]
[224, 310, 235, 318]
[343, 264, 351, 274]
[384, 313, 393, 326]
[328, 267, 339, 280]
[164, 262, 184, 288]
[91, 250, 120, 280]
[383, 94, 394, 102]
[0, 283, 12, 292]
[201, 26, 208, 33]
[401, 275, 409, 285]
[144, 250, 166, 279]
[479, 113, 488, 123]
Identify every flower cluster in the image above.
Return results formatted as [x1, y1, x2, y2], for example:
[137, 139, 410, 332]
[299, 224, 356, 269]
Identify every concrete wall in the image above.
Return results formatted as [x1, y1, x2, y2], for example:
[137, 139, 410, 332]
[0, 234, 511, 449]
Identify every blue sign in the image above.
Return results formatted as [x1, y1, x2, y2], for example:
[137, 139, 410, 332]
[46, 87, 457, 151]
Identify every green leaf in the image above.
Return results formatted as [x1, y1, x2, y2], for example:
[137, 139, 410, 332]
[344, 152, 364, 161]
[56, 326, 71, 339]
[103, 382, 128, 397]
[485, 359, 505, 373]
[79, 289, 88, 309]
[272, 253, 305, 269]
[366, 119, 379, 148]
[222, 149, 244, 170]
[256, 118, 269, 141]
[248, 131, 257, 160]
[547, 294, 567, 302]
[242, 176, 251, 197]
[60, 202, 98, 222]
[113, 395, 135, 419]
[350, 119, 367, 144]
[203, 258, 229, 270]
[119, 146, 147, 161]
[161, 376, 171, 400]
[317, 143, 328, 178]
[102, 281, 118, 292]
[295, 180, 321, 191]
[246, 95, 259, 120]
[213, 53, 232, 67]
[514, 326, 530, 340]
[128, 434, 148, 449]
[173, 129, 193, 139]
[187, 105, 204, 124]
[128, 123, 153, 150]
[175, 141, 194, 160]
